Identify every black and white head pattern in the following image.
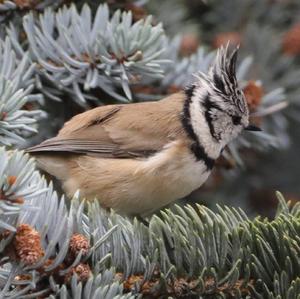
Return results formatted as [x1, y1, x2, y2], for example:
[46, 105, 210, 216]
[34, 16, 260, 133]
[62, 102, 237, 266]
[184, 45, 250, 160]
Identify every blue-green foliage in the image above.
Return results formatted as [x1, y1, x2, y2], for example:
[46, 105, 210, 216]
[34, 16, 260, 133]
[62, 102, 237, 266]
[0, 147, 299, 298]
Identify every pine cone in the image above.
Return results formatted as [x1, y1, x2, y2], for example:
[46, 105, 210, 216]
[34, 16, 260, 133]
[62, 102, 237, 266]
[14, 224, 44, 265]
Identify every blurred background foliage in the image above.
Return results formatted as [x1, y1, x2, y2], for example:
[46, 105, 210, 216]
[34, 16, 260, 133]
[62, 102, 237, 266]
[1, 0, 300, 298]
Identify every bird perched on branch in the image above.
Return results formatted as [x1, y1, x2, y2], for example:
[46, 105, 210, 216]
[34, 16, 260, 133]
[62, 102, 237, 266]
[27, 46, 259, 216]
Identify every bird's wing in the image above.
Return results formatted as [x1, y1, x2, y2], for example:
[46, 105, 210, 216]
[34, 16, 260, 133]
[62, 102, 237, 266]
[27, 92, 186, 159]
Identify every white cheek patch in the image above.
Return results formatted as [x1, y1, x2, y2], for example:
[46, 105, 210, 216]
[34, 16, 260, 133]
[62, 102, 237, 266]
[189, 87, 222, 159]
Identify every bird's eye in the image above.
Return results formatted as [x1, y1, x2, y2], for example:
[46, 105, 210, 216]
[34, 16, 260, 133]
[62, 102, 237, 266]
[232, 115, 241, 125]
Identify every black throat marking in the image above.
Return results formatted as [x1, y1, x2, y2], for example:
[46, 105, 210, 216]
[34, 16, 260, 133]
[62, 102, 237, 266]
[181, 85, 215, 170]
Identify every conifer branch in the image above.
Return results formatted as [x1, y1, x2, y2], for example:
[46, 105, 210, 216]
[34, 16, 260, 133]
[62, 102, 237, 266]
[0, 149, 299, 299]
[19, 3, 168, 105]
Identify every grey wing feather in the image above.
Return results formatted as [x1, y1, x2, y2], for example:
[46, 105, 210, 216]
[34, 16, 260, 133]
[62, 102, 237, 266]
[26, 138, 155, 158]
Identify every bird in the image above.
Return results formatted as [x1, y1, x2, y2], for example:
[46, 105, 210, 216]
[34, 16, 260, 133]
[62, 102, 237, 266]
[27, 46, 260, 216]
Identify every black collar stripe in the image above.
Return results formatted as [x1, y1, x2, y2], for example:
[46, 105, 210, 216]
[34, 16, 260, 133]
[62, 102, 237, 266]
[181, 85, 215, 170]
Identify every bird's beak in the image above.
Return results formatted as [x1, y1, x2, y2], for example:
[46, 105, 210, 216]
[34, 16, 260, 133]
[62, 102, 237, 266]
[244, 124, 261, 131]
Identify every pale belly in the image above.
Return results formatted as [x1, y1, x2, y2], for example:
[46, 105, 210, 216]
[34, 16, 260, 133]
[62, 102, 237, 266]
[65, 141, 212, 216]
[129, 162, 210, 216]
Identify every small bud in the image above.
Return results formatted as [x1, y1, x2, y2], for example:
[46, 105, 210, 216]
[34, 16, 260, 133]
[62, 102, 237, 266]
[213, 32, 241, 49]
[81, 53, 92, 64]
[282, 23, 300, 56]
[22, 102, 35, 111]
[173, 278, 190, 297]
[125, 4, 147, 22]
[128, 50, 143, 62]
[14, 0, 38, 9]
[7, 176, 17, 186]
[167, 85, 181, 94]
[65, 263, 91, 284]
[180, 34, 200, 57]
[69, 233, 90, 257]
[131, 85, 158, 95]
[243, 81, 264, 112]
[123, 275, 144, 291]
[14, 274, 32, 281]
[0, 230, 12, 241]
[11, 197, 25, 204]
[38, 258, 67, 280]
[14, 224, 44, 265]
[0, 112, 7, 121]
[0, 190, 5, 200]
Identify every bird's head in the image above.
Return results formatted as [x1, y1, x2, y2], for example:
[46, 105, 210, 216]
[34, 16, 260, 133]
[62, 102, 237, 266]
[184, 46, 260, 158]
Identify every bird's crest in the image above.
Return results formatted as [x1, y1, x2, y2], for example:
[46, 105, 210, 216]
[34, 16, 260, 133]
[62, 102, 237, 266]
[209, 44, 239, 95]
[191, 44, 239, 95]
